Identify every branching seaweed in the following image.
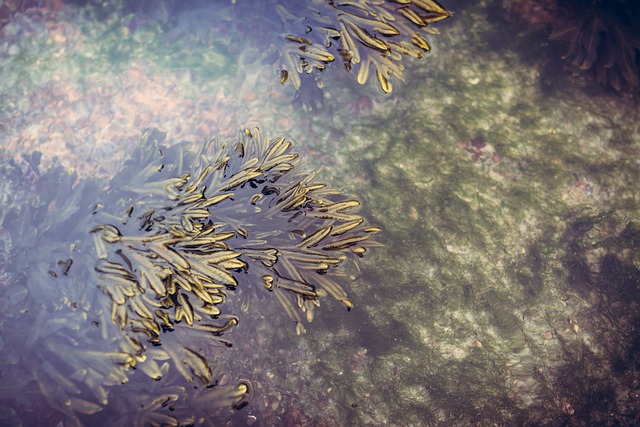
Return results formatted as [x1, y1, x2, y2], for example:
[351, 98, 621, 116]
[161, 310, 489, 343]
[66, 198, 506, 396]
[549, 0, 640, 92]
[266, 0, 452, 94]
[0, 127, 379, 426]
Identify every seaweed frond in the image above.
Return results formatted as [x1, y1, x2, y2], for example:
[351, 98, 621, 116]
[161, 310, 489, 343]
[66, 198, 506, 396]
[269, 0, 452, 94]
[549, 0, 640, 92]
[0, 127, 380, 425]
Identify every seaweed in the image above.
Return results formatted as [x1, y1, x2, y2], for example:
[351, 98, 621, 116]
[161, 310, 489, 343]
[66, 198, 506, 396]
[268, 0, 452, 94]
[549, 0, 640, 92]
[0, 127, 380, 426]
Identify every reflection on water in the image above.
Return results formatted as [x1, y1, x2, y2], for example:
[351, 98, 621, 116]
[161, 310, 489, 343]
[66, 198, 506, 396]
[1, 1, 639, 426]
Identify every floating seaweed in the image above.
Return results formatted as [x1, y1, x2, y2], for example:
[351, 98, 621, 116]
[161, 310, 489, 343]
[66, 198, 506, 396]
[0, 127, 379, 426]
[261, 0, 452, 96]
[549, 0, 640, 92]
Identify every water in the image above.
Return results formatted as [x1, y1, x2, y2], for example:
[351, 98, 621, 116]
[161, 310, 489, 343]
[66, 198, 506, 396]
[1, 1, 639, 426]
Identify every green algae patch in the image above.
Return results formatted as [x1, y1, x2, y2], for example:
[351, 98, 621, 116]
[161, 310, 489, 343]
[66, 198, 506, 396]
[0, 4, 232, 96]
[299, 2, 639, 425]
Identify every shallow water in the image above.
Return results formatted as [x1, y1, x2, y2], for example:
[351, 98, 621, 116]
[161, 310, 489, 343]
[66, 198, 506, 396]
[1, 1, 639, 426]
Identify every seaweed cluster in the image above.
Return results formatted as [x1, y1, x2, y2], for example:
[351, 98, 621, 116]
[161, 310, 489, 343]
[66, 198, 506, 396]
[0, 128, 379, 426]
[269, 0, 452, 95]
[549, 0, 640, 92]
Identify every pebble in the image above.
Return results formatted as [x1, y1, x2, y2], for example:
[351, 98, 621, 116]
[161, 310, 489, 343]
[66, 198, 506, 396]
[8, 44, 20, 56]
